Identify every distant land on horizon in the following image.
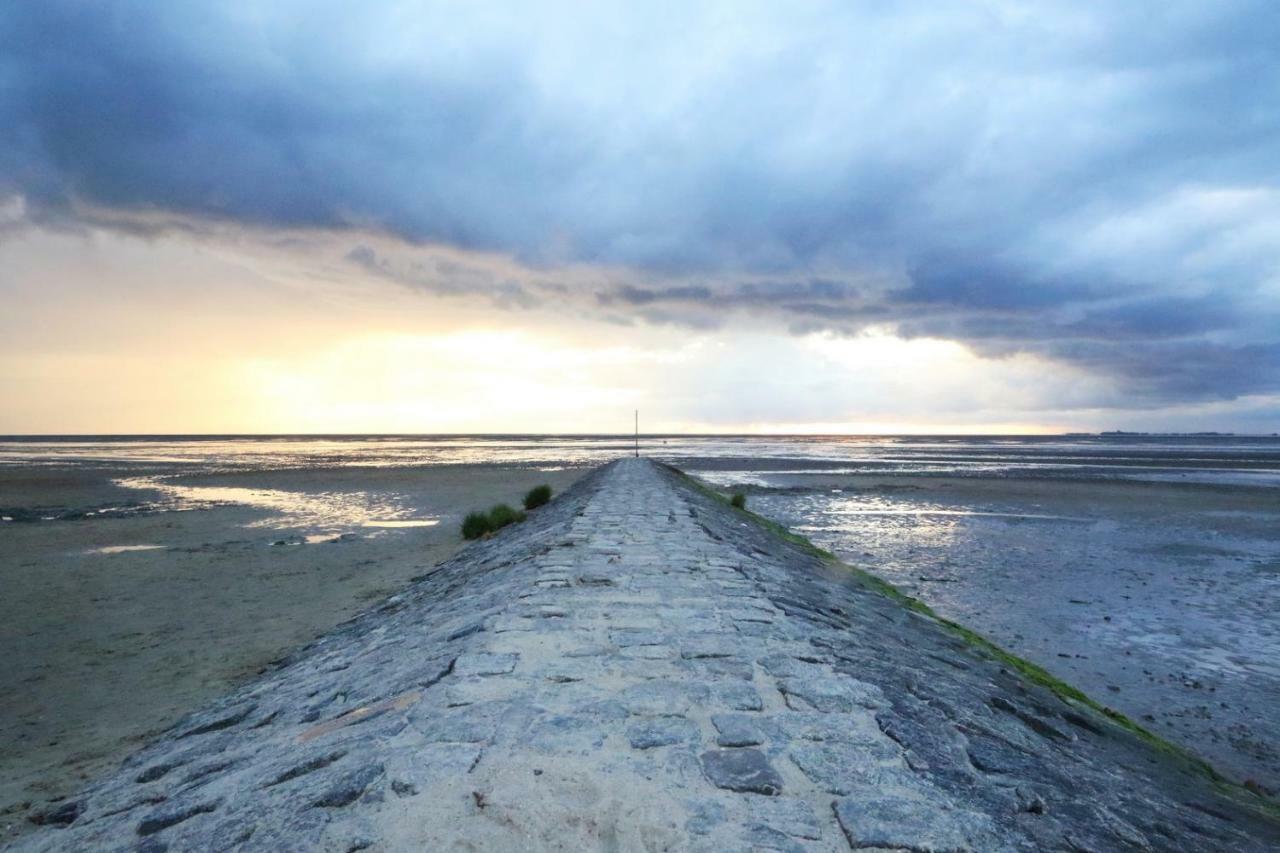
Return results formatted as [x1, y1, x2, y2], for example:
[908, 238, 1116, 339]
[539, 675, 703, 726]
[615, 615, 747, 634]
[6, 431, 1280, 441]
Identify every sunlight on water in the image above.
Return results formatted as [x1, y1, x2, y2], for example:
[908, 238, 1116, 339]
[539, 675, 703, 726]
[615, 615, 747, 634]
[2, 434, 1279, 487]
[788, 492, 1093, 526]
[83, 544, 166, 555]
[113, 477, 438, 535]
[362, 520, 440, 528]
[826, 507, 1091, 521]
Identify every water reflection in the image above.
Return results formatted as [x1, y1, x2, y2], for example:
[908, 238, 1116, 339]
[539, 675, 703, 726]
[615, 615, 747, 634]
[3, 434, 1279, 487]
[83, 544, 165, 555]
[362, 520, 439, 528]
[115, 477, 438, 536]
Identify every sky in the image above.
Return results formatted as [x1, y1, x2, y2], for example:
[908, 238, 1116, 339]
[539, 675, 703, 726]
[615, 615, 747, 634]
[2, 1, 1278, 434]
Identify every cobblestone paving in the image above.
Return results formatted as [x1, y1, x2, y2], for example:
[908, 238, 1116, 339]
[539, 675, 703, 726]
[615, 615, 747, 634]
[12, 459, 1280, 851]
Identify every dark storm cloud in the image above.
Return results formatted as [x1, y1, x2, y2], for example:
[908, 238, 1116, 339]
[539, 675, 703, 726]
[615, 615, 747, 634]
[346, 244, 541, 309]
[2, 2, 1279, 404]
[597, 285, 714, 307]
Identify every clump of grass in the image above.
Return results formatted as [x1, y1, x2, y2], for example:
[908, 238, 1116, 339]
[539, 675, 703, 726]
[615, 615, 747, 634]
[461, 511, 493, 540]
[460, 504, 527, 540]
[487, 503, 526, 529]
[523, 484, 553, 510]
[730, 492, 747, 509]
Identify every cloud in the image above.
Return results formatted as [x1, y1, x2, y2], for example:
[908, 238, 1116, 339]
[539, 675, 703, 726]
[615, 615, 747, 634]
[345, 243, 541, 309]
[597, 284, 713, 307]
[2, 1, 1279, 408]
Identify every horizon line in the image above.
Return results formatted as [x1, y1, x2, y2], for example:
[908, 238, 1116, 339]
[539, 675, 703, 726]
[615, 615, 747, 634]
[1, 431, 1271, 441]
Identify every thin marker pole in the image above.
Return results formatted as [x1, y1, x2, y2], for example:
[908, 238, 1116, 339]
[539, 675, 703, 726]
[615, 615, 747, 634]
[634, 410, 639, 457]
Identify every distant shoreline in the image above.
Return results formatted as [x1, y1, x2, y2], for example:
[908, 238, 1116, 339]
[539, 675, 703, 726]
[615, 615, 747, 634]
[4, 431, 1280, 441]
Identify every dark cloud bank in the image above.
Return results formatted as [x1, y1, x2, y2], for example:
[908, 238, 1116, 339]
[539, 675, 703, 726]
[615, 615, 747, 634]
[2, 2, 1279, 408]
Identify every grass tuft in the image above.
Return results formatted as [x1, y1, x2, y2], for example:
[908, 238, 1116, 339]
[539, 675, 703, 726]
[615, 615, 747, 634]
[523, 484, 553, 510]
[461, 503, 527, 540]
[461, 511, 492, 540]
[487, 503, 526, 529]
[729, 492, 747, 509]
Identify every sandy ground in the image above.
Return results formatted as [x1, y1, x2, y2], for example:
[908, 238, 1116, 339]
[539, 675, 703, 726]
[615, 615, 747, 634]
[0, 462, 586, 841]
[717, 471, 1280, 796]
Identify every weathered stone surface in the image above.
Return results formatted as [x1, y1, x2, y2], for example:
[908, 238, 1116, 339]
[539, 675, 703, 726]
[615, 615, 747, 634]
[700, 748, 784, 795]
[452, 653, 518, 676]
[610, 629, 665, 647]
[680, 635, 740, 659]
[711, 713, 765, 747]
[25, 801, 82, 828]
[778, 674, 885, 712]
[789, 741, 914, 796]
[749, 797, 823, 840]
[386, 743, 481, 796]
[713, 682, 765, 712]
[619, 681, 695, 717]
[312, 762, 383, 808]
[11, 459, 1279, 852]
[136, 797, 222, 836]
[627, 717, 699, 749]
[833, 796, 992, 851]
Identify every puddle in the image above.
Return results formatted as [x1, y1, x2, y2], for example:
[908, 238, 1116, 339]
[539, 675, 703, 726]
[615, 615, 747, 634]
[115, 477, 434, 534]
[361, 520, 439, 528]
[826, 508, 1090, 522]
[85, 544, 166, 555]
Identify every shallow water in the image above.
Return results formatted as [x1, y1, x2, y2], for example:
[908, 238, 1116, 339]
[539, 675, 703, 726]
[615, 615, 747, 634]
[83, 544, 166, 555]
[114, 476, 439, 536]
[3, 433, 1280, 486]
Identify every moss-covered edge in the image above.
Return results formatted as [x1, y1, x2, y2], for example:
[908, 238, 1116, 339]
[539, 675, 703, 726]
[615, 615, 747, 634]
[664, 463, 1280, 817]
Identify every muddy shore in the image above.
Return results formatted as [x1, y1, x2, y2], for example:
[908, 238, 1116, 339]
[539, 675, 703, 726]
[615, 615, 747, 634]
[713, 471, 1280, 795]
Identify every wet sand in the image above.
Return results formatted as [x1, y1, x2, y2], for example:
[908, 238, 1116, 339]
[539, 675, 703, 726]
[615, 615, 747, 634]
[717, 471, 1280, 795]
[0, 463, 586, 841]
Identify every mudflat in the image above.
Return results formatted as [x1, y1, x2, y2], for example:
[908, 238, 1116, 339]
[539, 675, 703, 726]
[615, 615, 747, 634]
[0, 462, 585, 840]
[731, 472, 1280, 794]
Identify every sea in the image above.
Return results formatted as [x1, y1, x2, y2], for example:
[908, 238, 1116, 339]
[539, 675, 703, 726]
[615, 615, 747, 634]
[3, 433, 1279, 485]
